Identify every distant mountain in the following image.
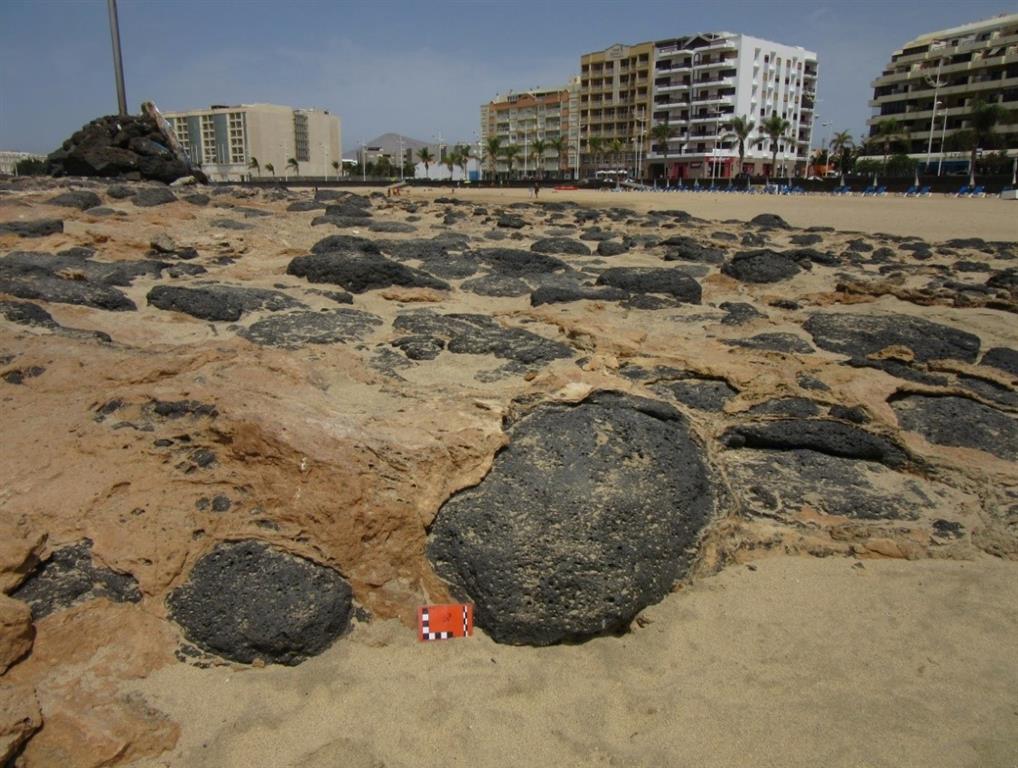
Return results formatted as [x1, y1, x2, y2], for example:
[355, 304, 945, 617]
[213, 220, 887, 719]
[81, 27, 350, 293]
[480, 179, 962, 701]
[342, 133, 430, 161]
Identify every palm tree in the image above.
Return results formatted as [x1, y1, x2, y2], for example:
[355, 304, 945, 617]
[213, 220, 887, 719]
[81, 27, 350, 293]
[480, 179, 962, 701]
[455, 144, 473, 181]
[443, 148, 458, 180]
[966, 99, 1008, 187]
[417, 147, 434, 179]
[607, 137, 624, 173]
[721, 116, 755, 177]
[529, 139, 548, 179]
[247, 157, 260, 179]
[828, 130, 855, 179]
[331, 160, 340, 178]
[651, 122, 678, 182]
[758, 114, 791, 179]
[502, 144, 521, 179]
[587, 136, 604, 174]
[547, 136, 569, 178]
[484, 137, 502, 182]
[264, 162, 275, 177]
[869, 118, 905, 171]
[286, 157, 299, 180]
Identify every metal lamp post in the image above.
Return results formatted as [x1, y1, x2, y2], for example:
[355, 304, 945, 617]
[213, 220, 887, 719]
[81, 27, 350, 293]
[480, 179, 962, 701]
[926, 100, 943, 175]
[107, 0, 128, 116]
[937, 112, 948, 176]
[924, 60, 945, 174]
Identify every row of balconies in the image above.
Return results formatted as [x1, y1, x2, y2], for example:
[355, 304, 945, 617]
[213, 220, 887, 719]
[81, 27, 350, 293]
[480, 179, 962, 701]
[655, 38, 737, 57]
[870, 73, 1018, 105]
[888, 31, 1018, 68]
[872, 48, 1018, 87]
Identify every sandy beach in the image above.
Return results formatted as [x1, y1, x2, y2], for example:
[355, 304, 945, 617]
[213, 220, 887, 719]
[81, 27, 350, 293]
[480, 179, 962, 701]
[129, 556, 1018, 768]
[400, 186, 1018, 241]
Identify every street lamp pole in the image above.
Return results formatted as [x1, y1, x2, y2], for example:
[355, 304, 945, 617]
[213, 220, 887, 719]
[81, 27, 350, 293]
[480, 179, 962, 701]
[937, 112, 948, 176]
[924, 59, 945, 174]
[106, 0, 128, 116]
[926, 100, 942, 175]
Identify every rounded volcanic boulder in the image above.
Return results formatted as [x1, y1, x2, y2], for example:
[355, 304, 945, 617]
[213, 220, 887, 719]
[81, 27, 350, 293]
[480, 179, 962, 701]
[167, 540, 353, 665]
[721, 249, 801, 283]
[803, 313, 981, 364]
[595, 267, 702, 303]
[427, 392, 713, 646]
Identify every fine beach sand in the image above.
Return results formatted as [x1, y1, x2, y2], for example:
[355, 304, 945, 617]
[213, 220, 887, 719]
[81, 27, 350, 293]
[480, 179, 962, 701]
[128, 556, 1018, 768]
[403, 185, 1018, 242]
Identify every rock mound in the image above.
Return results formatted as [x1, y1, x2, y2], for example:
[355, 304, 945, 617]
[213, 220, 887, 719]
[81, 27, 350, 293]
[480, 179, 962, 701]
[428, 392, 713, 645]
[47, 114, 203, 183]
[166, 540, 353, 665]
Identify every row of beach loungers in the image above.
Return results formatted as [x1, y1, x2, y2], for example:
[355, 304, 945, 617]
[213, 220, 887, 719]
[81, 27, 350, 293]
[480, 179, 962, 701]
[634, 183, 992, 197]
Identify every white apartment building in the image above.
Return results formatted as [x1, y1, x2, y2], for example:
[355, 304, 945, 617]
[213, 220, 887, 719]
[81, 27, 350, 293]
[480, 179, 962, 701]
[163, 103, 341, 182]
[647, 32, 818, 181]
[480, 79, 581, 178]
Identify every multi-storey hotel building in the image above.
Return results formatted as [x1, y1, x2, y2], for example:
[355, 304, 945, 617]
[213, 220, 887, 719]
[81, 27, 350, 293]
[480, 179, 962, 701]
[645, 32, 817, 181]
[579, 42, 654, 177]
[163, 103, 341, 181]
[480, 80, 580, 177]
[867, 13, 1018, 167]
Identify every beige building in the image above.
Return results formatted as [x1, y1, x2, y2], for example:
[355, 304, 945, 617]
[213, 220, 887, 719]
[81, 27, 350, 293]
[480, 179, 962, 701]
[868, 13, 1018, 168]
[480, 80, 580, 178]
[163, 103, 341, 181]
[579, 42, 654, 177]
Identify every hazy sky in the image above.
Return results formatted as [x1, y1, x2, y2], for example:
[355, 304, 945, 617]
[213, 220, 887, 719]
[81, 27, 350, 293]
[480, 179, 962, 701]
[1, 0, 1014, 154]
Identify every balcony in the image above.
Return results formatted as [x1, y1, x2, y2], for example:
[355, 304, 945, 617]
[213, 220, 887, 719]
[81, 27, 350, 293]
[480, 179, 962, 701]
[691, 94, 735, 105]
[693, 76, 736, 89]
[656, 81, 691, 93]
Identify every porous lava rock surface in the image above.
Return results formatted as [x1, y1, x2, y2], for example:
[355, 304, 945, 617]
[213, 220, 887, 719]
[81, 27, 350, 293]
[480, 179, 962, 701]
[166, 540, 353, 665]
[428, 392, 713, 646]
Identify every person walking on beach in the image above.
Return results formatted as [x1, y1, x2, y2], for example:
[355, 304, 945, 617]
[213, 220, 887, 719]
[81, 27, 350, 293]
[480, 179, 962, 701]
[533, 180, 540, 199]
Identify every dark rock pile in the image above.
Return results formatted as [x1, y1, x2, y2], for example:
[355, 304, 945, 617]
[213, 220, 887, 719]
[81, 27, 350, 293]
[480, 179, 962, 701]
[47, 114, 204, 183]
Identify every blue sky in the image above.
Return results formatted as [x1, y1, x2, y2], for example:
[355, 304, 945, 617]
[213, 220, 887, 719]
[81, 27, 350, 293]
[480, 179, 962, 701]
[1, 0, 1013, 154]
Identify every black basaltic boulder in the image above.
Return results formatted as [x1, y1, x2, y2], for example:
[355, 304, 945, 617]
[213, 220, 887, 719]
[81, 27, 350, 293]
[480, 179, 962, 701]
[147, 284, 303, 322]
[530, 237, 592, 256]
[595, 267, 702, 303]
[722, 249, 802, 283]
[891, 394, 1018, 461]
[12, 540, 141, 620]
[287, 251, 449, 293]
[428, 392, 713, 645]
[167, 540, 353, 665]
[47, 190, 102, 211]
[0, 219, 64, 238]
[803, 313, 981, 363]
